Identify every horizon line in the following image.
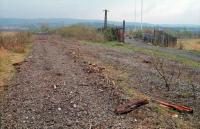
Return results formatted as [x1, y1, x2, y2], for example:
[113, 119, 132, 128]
[0, 17, 200, 26]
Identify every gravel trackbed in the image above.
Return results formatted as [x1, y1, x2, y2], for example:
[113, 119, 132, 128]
[0, 36, 145, 129]
[1, 35, 198, 129]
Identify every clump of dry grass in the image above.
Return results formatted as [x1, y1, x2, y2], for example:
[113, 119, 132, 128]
[177, 39, 200, 51]
[0, 47, 9, 58]
[0, 48, 9, 90]
[0, 32, 32, 53]
[56, 25, 105, 42]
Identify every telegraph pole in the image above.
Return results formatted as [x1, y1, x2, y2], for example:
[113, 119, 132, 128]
[140, 0, 143, 31]
[123, 20, 126, 43]
[103, 9, 109, 29]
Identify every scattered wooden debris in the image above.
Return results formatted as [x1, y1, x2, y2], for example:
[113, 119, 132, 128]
[12, 61, 24, 72]
[55, 72, 63, 76]
[53, 85, 57, 90]
[115, 99, 149, 114]
[13, 60, 28, 72]
[112, 80, 116, 86]
[169, 112, 179, 118]
[83, 63, 106, 74]
[12, 61, 24, 67]
[155, 100, 193, 113]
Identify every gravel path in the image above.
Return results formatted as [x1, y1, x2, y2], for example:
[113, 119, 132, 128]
[1, 35, 196, 129]
[0, 36, 149, 129]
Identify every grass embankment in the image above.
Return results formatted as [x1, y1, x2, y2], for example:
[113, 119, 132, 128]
[0, 32, 32, 92]
[84, 41, 200, 68]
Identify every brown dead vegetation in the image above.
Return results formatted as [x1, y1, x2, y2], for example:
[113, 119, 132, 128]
[0, 32, 32, 52]
[0, 32, 32, 93]
[178, 38, 200, 51]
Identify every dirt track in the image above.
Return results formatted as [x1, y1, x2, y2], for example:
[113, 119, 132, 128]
[1, 35, 199, 129]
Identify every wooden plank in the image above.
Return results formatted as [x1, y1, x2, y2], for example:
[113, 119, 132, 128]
[115, 99, 149, 114]
[155, 100, 193, 113]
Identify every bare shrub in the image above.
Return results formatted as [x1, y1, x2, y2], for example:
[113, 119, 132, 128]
[151, 57, 181, 91]
[186, 70, 199, 100]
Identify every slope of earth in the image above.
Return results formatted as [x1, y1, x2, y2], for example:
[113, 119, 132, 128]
[1, 35, 199, 129]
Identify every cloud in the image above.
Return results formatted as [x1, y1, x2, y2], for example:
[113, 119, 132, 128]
[141, 0, 200, 24]
[0, 0, 199, 24]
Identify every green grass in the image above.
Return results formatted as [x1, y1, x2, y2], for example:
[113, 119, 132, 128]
[83, 41, 200, 68]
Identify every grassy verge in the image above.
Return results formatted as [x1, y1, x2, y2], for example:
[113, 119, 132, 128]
[0, 32, 33, 93]
[0, 44, 32, 92]
[83, 41, 200, 68]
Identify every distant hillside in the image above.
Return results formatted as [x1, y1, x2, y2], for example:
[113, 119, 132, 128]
[0, 18, 200, 32]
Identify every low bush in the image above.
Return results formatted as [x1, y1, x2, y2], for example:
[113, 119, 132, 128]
[134, 30, 144, 39]
[103, 28, 117, 41]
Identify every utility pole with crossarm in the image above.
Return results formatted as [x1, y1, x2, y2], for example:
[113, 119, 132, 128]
[103, 9, 109, 29]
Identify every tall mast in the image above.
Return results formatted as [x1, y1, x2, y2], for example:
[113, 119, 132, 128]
[141, 0, 143, 31]
[135, 0, 137, 30]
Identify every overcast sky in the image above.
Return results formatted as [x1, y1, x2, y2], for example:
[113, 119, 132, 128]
[0, 0, 200, 24]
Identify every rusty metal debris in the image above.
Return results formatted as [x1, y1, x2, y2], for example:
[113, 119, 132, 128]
[155, 100, 193, 113]
[115, 99, 149, 114]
